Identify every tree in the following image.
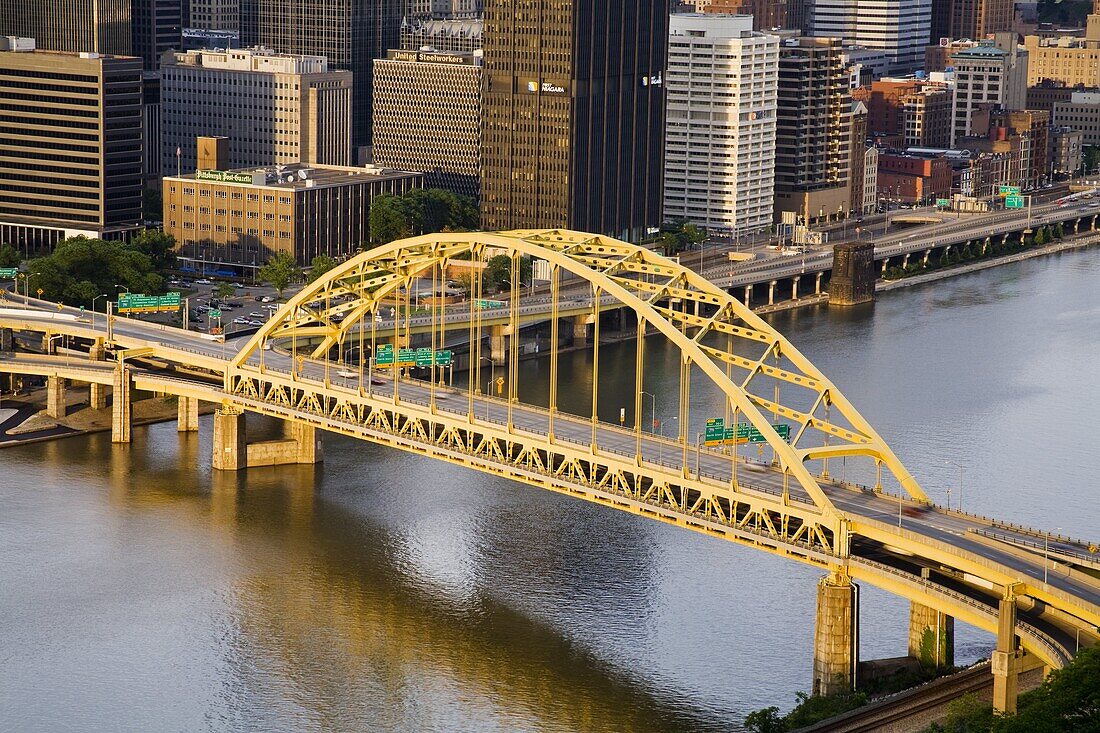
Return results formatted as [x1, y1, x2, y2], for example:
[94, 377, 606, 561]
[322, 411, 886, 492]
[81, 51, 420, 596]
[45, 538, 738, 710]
[660, 219, 708, 256]
[484, 254, 512, 292]
[214, 282, 235, 301]
[369, 194, 410, 244]
[1083, 145, 1100, 176]
[259, 251, 299, 297]
[142, 188, 163, 222]
[129, 229, 176, 271]
[996, 642, 1100, 733]
[0, 243, 20, 268]
[27, 236, 163, 307]
[306, 254, 338, 284]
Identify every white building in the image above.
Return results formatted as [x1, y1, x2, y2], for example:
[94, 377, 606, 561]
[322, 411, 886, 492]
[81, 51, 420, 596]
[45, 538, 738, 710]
[664, 14, 779, 236]
[809, 0, 933, 74]
[160, 47, 352, 176]
[861, 145, 878, 214]
[950, 39, 1028, 145]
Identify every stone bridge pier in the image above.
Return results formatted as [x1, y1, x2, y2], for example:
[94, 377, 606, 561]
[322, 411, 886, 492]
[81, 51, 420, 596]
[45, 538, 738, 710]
[212, 406, 323, 471]
[813, 571, 859, 696]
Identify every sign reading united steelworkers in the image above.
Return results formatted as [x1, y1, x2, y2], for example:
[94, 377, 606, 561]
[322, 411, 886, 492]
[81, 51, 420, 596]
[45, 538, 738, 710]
[195, 170, 255, 184]
[117, 292, 181, 314]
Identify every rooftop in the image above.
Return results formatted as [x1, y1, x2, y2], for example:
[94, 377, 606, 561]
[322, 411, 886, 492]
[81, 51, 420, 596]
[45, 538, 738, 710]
[166, 162, 423, 190]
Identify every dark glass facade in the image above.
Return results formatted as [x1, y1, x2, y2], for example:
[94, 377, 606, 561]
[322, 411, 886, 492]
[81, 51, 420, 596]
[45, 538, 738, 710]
[238, 0, 403, 150]
[480, 0, 666, 242]
[132, 0, 183, 72]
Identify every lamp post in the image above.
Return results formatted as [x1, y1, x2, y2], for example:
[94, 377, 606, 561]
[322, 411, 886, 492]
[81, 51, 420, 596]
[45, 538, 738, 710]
[641, 390, 657, 433]
[944, 459, 964, 512]
[1044, 527, 1062, 584]
[91, 294, 109, 331]
[479, 355, 495, 420]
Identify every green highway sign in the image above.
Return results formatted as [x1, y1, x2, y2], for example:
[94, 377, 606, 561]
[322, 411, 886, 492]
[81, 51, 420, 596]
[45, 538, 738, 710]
[476, 299, 506, 310]
[376, 344, 452, 368]
[1005, 195, 1025, 209]
[117, 292, 181, 314]
[935, 199, 950, 208]
[706, 419, 791, 445]
[208, 309, 222, 318]
[999, 185, 1021, 197]
[705, 418, 725, 445]
[0, 268, 17, 279]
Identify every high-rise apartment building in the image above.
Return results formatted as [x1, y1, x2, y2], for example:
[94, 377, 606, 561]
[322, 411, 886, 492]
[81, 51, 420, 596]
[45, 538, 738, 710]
[1053, 90, 1100, 146]
[372, 49, 482, 199]
[480, 0, 667, 241]
[664, 14, 778, 235]
[951, 37, 1028, 145]
[0, 0, 132, 54]
[0, 38, 143, 252]
[160, 47, 352, 175]
[808, 0, 933, 73]
[773, 37, 851, 223]
[189, 0, 239, 31]
[238, 0, 402, 153]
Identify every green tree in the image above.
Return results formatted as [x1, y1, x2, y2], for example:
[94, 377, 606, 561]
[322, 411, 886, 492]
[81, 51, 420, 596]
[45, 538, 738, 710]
[1083, 145, 1100, 175]
[660, 219, 708, 255]
[213, 282, 236, 301]
[369, 194, 410, 244]
[996, 642, 1100, 733]
[484, 254, 511, 292]
[0, 243, 20, 268]
[27, 236, 163, 307]
[259, 250, 299, 297]
[744, 707, 785, 733]
[306, 254, 338, 284]
[129, 229, 177, 271]
[143, 188, 163, 222]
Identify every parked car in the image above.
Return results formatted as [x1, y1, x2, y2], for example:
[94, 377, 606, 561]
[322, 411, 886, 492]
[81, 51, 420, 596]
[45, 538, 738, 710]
[260, 296, 274, 303]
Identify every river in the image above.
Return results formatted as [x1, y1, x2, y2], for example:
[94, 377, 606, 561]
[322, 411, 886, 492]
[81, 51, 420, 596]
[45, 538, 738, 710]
[2, 248, 1098, 732]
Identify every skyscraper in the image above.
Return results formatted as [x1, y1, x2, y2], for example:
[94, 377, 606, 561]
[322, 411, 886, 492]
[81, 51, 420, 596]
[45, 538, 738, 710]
[931, 0, 1014, 44]
[808, 0, 933, 73]
[239, 0, 402, 153]
[0, 0, 132, 55]
[480, 0, 667, 241]
[132, 0, 183, 72]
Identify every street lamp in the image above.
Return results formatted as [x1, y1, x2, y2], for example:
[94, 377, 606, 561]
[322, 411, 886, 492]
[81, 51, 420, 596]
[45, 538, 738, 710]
[640, 390, 657, 433]
[944, 459, 964, 511]
[479, 355, 496, 420]
[1044, 527, 1063, 584]
[19, 272, 39, 305]
[91, 293, 109, 331]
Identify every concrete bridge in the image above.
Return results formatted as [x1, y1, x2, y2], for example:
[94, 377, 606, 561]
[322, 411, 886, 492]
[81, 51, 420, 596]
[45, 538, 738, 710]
[2, 230, 1098, 713]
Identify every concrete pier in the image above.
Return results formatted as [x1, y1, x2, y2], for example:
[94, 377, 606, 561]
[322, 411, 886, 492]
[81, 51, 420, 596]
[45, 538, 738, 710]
[111, 364, 132, 443]
[211, 406, 247, 471]
[212, 406, 323, 471]
[571, 315, 589, 347]
[46, 376, 66, 419]
[90, 382, 108, 410]
[177, 396, 199, 432]
[908, 601, 954, 670]
[490, 324, 507, 364]
[992, 591, 1020, 714]
[813, 572, 858, 696]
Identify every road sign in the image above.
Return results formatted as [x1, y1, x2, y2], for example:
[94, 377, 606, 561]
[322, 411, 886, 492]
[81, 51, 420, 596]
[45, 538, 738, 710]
[37, 288, 43, 297]
[0, 268, 16, 279]
[935, 199, 950, 208]
[117, 292, 181, 314]
[717, 422, 792, 445]
[999, 186, 1021, 197]
[705, 418, 725, 446]
[1005, 195, 1025, 209]
[208, 309, 222, 318]
[375, 344, 451, 368]
[476, 299, 506, 310]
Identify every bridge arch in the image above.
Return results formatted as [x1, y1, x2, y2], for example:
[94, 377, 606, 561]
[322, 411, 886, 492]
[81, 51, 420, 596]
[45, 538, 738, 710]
[235, 230, 927, 522]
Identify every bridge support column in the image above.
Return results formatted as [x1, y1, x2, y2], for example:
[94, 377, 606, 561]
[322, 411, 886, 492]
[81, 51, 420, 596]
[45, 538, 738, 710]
[813, 571, 858, 696]
[571, 315, 588, 347]
[881, 258, 889, 276]
[212, 406, 246, 471]
[992, 591, 1020, 715]
[42, 332, 55, 354]
[1092, 215, 1097, 232]
[792, 276, 800, 300]
[902, 253, 910, 268]
[1002, 233, 1010, 247]
[923, 249, 931, 266]
[0, 327, 11, 352]
[286, 421, 322, 464]
[46, 376, 66, 419]
[815, 272, 823, 295]
[111, 364, 132, 444]
[744, 285, 753, 307]
[88, 339, 105, 362]
[767, 281, 776, 306]
[490, 324, 507, 364]
[89, 382, 107, 410]
[908, 601, 954, 670]
[177, 396, 199, 432]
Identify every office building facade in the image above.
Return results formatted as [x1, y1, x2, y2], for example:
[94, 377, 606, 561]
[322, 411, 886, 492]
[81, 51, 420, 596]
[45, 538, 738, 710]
[931, 0, 1014, 44]
[161, 47, 352, 175]
[664, 14, 778, 235]
[774, 37, 851, 223]
[189, 0, 239, 31]
[951, 38, 1028, 145]
[808, 0, 933, 73]
[480, 0, 667, 242]
[372, 49, 482, 200]
[1053, 90, 1100, 146]
[0, 0, 131, 54]
[162, 162, 423, 269]
[239, 0, 402, 153]
[0, 38, 143, 252]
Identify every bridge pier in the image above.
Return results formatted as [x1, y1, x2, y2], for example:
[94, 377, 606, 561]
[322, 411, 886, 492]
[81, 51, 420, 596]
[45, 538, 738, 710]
[571, 315, 589, 347]
[212, 406, 323, 471]
[791, 276, 800, 300]
[111, 364, 132, 443]
[813, 571, 858, 696]
[992, 590, 1020, 715]
[177, 396, 199, 432]
[881, 258, 889, 277]
[0, 327, 11, 352]
[744, 285, 753, 307]
[1002, 233, 1010, 247]
[902, 253, 910, 268]
[815, 272, 823, 295]
[46, 376, 66, 419]
[767, 280, 776, 306]
[490, 324, 507, 364]
[90, 382, 108, 410]
[908, 600, 954, 670]
[41, 332, 55, 354]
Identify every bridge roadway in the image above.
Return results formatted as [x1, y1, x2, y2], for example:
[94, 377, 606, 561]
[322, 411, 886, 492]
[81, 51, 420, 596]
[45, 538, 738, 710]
[3, 296, 1099, 676]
